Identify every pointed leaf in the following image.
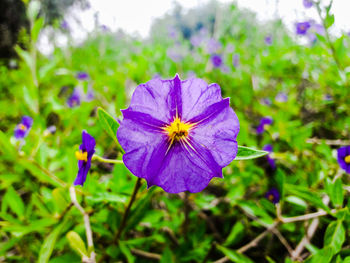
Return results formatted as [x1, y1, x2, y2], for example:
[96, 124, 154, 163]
[324, 220, 345, 254]
[234, 146, 268, 161]
[66, 231, 88, 258]
[97, 107, 121, 148]
[216, 244, 253, 263]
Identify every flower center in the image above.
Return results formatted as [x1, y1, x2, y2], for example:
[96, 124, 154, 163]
[75, 150, 88, 162]
[345, 155, 350, 164]
[19, 124, 27, 131]
[163, 117, 193, 141]
[268, 194, 274, 201]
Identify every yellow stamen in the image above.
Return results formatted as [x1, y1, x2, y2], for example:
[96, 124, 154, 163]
[268, 194, 274, 201]
[19, 124, 27, 131]
[162, 116, 195, 152]
[345, 155, 350, 164]
[75, 150, 88, 162]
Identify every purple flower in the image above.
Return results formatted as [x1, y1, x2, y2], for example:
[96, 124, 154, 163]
[264, 35, 273, 45]
[206, 38, 222, 54]
[303, 0, 313, 8]
[256, 117, 273, 134]
[86, 88, 94, 101]
[61, 20, 69, 30]
[296, 21, 311, 35]
[323, 94, 332, 101]
[14, 116, 33, 140]
[190, 35, 203, 47]
[168, 26, 178, 39]
[211, 54, 223, 68]
[76, 72, 89, 81]
[265, 188, 280, 204]
[337, 146, 350, 174]
[260, 98, 272, 106]
[117, 75, 240, 193]
[74, 131, 96, 186]
[275, 92, 288, 102]
[167, 47, 183, 62]
[263, 144, 276, 170]
[232, 54, 240, 68]
[67, 88, 82, 108]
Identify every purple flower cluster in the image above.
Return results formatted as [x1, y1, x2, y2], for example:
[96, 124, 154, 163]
[74, 131, 96, 186]
[256, 117, 273, 134]
[14, 116, 33, 140]
[337, 146, 350, 174]
[117, 75, 240, 193]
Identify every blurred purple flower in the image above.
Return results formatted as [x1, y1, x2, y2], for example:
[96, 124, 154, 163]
[211, 54, 223, 68]
[74, 130, 96, 186]
[14, 116, 33, 140]
[167, 47, 183, 62]
[67, 88, 82, 108]
[265, 188, 280, 204]
[264, 35, 273, 45]
[263, 144, 276, 170]
[303, 0, 313, 8]
[168, 26, 178, 39]
[61, 20, 69, 30]
[76, 72, 89, 81]
[296, 21, 311, 35]
[260, 98, 272, 106]
[117, 74, 240, 193]
[206, 38, 222, 54]
[86, 88, 94, 101]
[190, 35, 203, 47]
[275, 92, 288, 102]
[44, 125, 56, 136]
[256, 117, 273, 134]
[232, 54, 240, 68]
[337, 146, 350, 174]
[323, 94, 332, 101]
[100, 25, 110, 32]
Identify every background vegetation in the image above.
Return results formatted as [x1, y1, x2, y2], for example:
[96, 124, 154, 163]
[0, 0, 349, 262]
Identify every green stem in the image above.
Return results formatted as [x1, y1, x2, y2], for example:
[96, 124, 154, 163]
[114, 178, 143, 243]
[92, 155, 123, 164]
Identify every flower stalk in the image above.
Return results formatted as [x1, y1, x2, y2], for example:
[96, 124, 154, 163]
[69, 186, 96, 263]
[114, 178, 143, 243]
[92, 155, 123, 164]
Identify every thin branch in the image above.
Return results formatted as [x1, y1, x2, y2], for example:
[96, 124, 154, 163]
[130, 248, 161, 261]
[92, 155, 123, 164]
[281, 209, 335, 223]
[70, 186, 96, 263]
[270, 228, 294, 256]
[114, 178, 142, 243]
[291, 196, 330, 260]
[306, 137, 350, 146]
[213, 222, 278, 263]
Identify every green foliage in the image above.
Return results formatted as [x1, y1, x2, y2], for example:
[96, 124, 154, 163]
[0, 0, 349, 262]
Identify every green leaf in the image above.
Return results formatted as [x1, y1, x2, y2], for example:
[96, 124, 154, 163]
[31, 17, 44, 43]
[324, 14, 335, 28]
[234, 146, 268, 161]
[97, 107, 121, 148]
[4, 186, 25, 218]
[305, 247, 334, 263]
[224, 221, 245, 246]
[216, 244, 253, 263]
[119, 241, 135, 263]
[66, 231, 88, 258]
[38, 220, 66, 263]
[324, 220, 345, 254]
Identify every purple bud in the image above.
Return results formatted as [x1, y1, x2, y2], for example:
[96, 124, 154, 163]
[264, 35, 273, 45]
[303, 0, 313, 8]
[211, 54, 223, 68]
[76, 72, 89, 81]
[265, 188, 280, 204]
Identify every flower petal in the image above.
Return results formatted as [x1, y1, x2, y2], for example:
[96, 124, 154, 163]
[190, 105, 239, 167]
[74, 161, 90, 186]
[181, 79, 222, 121]
[81, 130, 96, 153]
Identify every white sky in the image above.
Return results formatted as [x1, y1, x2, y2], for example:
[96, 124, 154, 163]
[39, 0, 350, 54]
[74, 0, 350, 36]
